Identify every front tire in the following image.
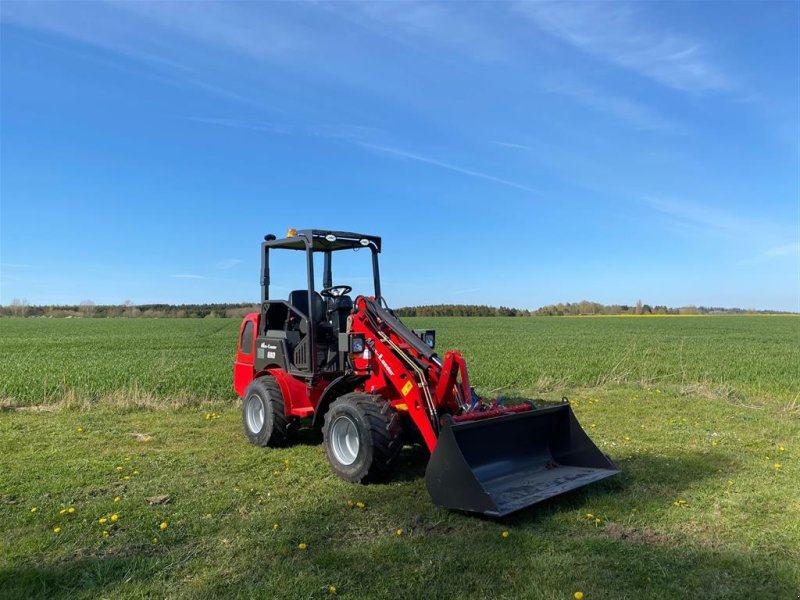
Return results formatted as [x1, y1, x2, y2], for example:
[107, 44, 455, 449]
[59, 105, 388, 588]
[242, 376, 293, 447]
[322, 393, 403, 483]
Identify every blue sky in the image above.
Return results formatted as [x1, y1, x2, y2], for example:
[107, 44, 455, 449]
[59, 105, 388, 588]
[1, 1, 798, 310]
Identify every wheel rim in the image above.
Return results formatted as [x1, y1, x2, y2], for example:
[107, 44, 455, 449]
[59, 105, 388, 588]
[330, 415, 360, 466]
[246, 395, 265, 432]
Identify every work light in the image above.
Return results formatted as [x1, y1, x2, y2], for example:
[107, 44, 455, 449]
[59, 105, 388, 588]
[350, 334, 365, 354]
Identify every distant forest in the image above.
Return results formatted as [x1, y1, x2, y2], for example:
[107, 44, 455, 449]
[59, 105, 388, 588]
[1, 299, 789, 318]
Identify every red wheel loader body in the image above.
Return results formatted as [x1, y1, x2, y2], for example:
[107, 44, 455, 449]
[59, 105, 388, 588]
[234, 229, 618, 516]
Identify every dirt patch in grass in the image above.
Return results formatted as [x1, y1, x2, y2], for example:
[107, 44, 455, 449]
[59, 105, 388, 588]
[604, 523, 670, 545]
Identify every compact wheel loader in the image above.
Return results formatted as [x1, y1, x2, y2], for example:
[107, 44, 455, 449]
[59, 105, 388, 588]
[234, 229, 618, 516]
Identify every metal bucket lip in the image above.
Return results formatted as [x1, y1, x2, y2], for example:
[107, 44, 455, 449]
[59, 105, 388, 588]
[447, 402, 570, 430]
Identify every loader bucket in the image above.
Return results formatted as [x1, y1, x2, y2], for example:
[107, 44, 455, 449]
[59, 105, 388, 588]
[425, 404, 619, 517]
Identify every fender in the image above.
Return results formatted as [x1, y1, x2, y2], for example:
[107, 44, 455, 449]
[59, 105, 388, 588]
[311, 374, 366, 428]
[265, 368, 315, 418]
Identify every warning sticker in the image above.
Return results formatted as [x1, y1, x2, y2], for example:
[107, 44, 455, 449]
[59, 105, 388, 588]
[401, 381, 414, 397]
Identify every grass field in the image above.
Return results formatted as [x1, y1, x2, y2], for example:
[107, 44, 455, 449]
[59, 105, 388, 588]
[1, 316, 798, 599]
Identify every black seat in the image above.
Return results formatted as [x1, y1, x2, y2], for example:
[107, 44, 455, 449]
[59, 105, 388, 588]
[288, 290, 334, 340]
[288, 290, 326, 323]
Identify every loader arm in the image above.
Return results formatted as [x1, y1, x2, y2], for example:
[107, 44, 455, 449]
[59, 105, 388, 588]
[349, 295, 620, 517]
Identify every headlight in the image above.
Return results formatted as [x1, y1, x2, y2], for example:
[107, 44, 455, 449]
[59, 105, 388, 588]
[350, 335, 365, 354]
[423, 331, 435, 348]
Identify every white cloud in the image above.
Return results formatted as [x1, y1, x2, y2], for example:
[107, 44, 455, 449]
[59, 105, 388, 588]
[215, 259, 241, 270]
[738, 243, 800, 266]
[491, 141, 533, 151]
[332, 1, 511, 62]
[542, 80, 679, 131]
[645, 197, 749, 236]
[516, 1, 730, 93]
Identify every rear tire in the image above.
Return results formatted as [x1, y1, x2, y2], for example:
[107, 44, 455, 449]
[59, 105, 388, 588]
[322, 393, 402, 483]
[242, 376, 293, 447]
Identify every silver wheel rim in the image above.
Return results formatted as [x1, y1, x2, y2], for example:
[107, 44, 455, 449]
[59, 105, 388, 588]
[246, 396, 265, 432]
[330, 415, 360, 466]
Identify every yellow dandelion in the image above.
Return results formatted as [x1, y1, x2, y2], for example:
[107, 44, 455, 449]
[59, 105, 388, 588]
[272, 523, 279, 530]
[114, 496, 121, 502]
[328, 585, 337, 594]
[501, 530, 510, 538]
[59, 509, 67, 515]
[76, 427, 84, 433]
[152, 537, 159, 544]
[30, 507, 38, 513]
[346, 500, 354, 507]
[116, 466, 124, 471]
[574, 593, 584, 600]
[355, 501, 365, 509]
[396, 528, 404, 536]
[779, 445, 785, 452]
[53, 527, 61, 534]
[728, 480, 734, 486]
[594, 518, 601, 525]
[123, 476, 130, 480]
[102, 530, 109, 537]
[590, 423, 596, 428]
[712, 441, 718, 447]
[99, 517, 108, 524]
[585, 513, 594, 519]
[624, 436, 631, 441]
[774, 463, 782, 470]
[159, 521, 168, 530]
[133, 470, 140, 475]
[110, 514, 119, 523]
[67, 507, 75, 514]
[298, 542, 307, 550]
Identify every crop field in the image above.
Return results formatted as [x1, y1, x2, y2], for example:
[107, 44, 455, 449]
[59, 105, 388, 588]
[1, 315, 798, 599]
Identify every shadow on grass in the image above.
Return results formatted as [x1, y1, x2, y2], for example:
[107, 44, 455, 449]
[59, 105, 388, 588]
[0, 550, 160, 600]
[0, 448, 788, 600]
[184, 489, 798, 600]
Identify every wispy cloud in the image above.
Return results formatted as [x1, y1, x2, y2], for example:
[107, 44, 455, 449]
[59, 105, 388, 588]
[329, 1, 511, 62]
[491, 141, 533, 151]
[184, 116, 534, 195]
[646, 197, 754, 238]
[0, 2, 279, 112]
[644, 197, 789, 248]
[516, 1, 730, 93]
[357, 142, 540, 195]
[542, 80, 680, 131]
[215, 259, 241, 270]
[170, 274, 208, 280]
[738, 243, 800, 266]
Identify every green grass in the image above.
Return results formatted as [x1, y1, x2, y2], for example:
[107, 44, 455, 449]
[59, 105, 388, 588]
[1, 316, 798, 407]
[1, 316, 798, 599]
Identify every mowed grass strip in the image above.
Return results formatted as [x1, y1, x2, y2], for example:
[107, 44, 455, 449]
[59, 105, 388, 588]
[0, 389, 797, 599]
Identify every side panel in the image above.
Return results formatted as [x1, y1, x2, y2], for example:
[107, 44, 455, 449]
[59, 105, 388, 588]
[233, 313, 260, 397]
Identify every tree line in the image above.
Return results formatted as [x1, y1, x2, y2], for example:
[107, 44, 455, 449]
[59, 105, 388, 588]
[2, 300, 259, 319]
[395, 301, 786, 316]
[2, 298, 787, 318]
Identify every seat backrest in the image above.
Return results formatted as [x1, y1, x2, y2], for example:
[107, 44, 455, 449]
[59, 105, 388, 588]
[288, 290, 326, 323]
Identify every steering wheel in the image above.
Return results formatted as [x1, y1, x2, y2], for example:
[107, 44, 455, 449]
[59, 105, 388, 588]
[321, 285, 352, 298]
